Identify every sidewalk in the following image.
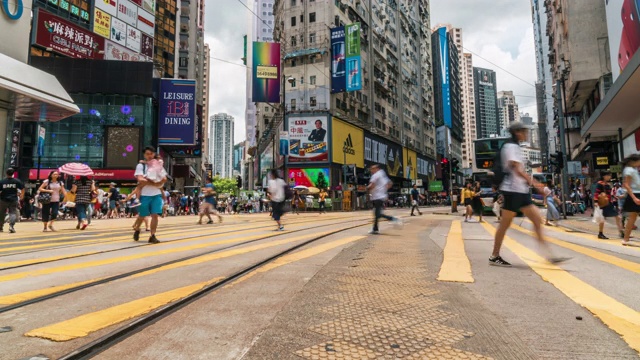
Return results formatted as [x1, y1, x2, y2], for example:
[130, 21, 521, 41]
[556, 212, 640, 240]
[243, 219, 536, 360]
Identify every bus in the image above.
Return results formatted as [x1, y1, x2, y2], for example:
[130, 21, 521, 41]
[471, 137, 510, 212]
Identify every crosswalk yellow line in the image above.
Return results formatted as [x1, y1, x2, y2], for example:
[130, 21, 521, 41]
[437, 220, 473, 283]
[510, 223, 640, 275]
[481, 222, 640, 353]
[24, 235, 364, 341]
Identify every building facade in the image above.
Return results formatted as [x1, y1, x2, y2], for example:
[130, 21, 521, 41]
[497, 90, 520, 131]
[202, 43, 211, 165]
[211, 113, 235, 178]
[473, 67, 499, 140]
[155, 0, 178, 78]
[461, 53, 476, 170]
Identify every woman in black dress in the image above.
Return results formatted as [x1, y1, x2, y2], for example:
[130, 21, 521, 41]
[472, 181, 484, 223]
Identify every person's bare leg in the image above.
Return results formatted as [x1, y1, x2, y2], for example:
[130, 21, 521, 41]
[623, 213, 637, 244]
[150, 214, 159, 235]
[492, 209, 516, 257]
[144, 217, 150, 230]
[520, 205, 553, 258]
[599, 222, 605, 234]
[132, 216, 144, 231]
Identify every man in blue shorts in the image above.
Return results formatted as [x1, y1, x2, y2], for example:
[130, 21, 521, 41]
[133, 147, 166, 243]
[198, 177, 222, 224]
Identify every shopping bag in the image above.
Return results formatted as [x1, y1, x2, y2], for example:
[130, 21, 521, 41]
[593, 206, 605, 225]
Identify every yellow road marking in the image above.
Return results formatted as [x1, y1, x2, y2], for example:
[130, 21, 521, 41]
[25, 235, 363, 341]
[510, 223, 640, 275]
[437, 221, 474, 283]
[481, 222, 640, 353]
[523, 219, 640, 251]
[0, 278, 106, 305]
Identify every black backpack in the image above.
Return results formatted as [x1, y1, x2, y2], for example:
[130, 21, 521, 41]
[283, 182, 293, 200]
[491, 140, 515, 187]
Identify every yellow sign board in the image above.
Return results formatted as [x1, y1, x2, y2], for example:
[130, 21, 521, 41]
[93, 8, 111, 39]
[596, 157, 609, 166]
[331, 118, 364, 168]
[256, 65, 278, 79]
[403, 148, 417, 180]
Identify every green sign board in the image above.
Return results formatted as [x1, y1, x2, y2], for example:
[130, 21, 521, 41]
[428, 181, 443, 192]
[345, 23, 361, 56]
[610, 164, 622, 173]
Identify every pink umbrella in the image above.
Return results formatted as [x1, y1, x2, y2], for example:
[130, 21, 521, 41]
[58, 163, 94, 177]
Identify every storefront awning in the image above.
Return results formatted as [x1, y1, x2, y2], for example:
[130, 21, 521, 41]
[581, 50, 640, 139]
[0, 53, 79, 122]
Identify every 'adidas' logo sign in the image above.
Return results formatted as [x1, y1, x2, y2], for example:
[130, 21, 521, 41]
[343, 134, 356, 155]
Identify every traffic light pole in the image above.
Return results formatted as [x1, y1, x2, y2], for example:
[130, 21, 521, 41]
[556, 79, 569, 219]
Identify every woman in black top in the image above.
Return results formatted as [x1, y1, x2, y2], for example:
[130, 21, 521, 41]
[472, 181, 484, 223]
[71, 176, 95, 230]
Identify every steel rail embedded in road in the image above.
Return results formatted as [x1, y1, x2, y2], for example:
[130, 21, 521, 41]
[0, 217, 371, 314]
[56, 219, 372, 360]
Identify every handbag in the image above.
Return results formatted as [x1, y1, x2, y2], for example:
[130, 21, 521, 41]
[38, 181, 52, 205]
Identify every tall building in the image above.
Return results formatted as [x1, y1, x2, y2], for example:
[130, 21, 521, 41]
[473, 67, 499, 139]
[497, 91, 520, 131]
[461, 53, 477, 169]
[432, 26, 463, 167]
[233, 141, 246, 178]
[210, 113, 235, 178]
[531, 0, 555, 163]
[154, 0, 178, 78]
[202, 43, 211, 165]
[269, 0, 436, 191]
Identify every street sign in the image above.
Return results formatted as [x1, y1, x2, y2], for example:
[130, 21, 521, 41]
[567, 161, 581, 175]
[412, 179, 423, 186]
[610, 164, 622, 173]
[428, 181, 443, 192]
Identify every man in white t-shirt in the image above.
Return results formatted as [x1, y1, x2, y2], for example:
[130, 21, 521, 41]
[367, 164, 401, 234]
[490, 123, 568, 267]
[267, 169, 286, 230]
[132, 146, 166, 243]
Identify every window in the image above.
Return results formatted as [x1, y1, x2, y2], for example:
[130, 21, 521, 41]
[310, 75, 316, 85]
[309, 32, 316, 43]
[262, 29, 266, 32]
[291, 0, 296, 5]
[291, 16, 296, 26]
[310, 96, 317, 107]
[309, 12, 316, 22]
[268, 3, 272, 7]
[291, 59, 297, 67]
[263, 3, 266, 7]
[263, 11, 266, 15]
[291, 36, 297, 46]
[291, 99, 297, 110]
[300, 15, 304, 22]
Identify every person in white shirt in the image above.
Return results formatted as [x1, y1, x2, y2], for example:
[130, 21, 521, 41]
[267, 169, 287, 231]
[132, 146, 166, 243]
[367, 164, 401, 234]
[490, 122, 567, 267]
[620, 154, 640, 245]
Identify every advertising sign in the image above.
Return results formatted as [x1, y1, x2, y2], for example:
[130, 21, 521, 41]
[279, 131, 289, 156]
[252, 42, 281, 103]
[165, 105, 203, 158]
[93, 8, 111, 38]
[288, 168, 330, 188]
[158, 79, 197, 146]
[117, 0, 137, 26]
[593, 153, 611, 170]
[34, 9, 105, 59]
[417, 154, 436, 182]
[142, 0, 155, 13]
[37, 125, 46, 157]
[331, 118, 364, 168]
[104, 40, 148, 62]
[437, 27, 452, 128]
[345, 23, 362, 92]
[403, 148, 417, 180]
[95, 0, 118, 17]
[140, 33, 153, 57]
[260, 142, 274, 175]
[330, 26, 346, 93]
[29, 168, 137, 181]
[10, 124, 20, 168]
[110, 17, 127, 46]
[125, 25, 141, 52]
[105, 126, 141, 168]
[287, 115, 330, 163]
[428, 181, 443, 192]
[364, 132, 403, 177]
[606, 0, 640, 80]
[137, 8, 154, 35]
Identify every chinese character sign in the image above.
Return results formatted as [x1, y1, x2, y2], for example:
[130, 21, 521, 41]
[252, 42, 281, 103]
[287, 116, 330, 164]
[93, 8, 111, 38]
[34, 9, 105, 59]
[158, 79, 197, 146]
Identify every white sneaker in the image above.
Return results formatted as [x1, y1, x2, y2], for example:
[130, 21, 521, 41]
[392, 218, 403, 227]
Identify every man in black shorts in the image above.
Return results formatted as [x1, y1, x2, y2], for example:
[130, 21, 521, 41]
[0, 169, 24, 233]
[593, 171, 624, 239]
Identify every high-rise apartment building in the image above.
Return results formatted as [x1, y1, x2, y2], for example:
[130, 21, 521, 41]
[269, 0, 436, 189]
[473, 67, 499, 139]
[432, 26, 463, 166]
[461, 53, 476, 169]
[202, 43, 211, 164]
[155, 0, 178, 78]
[210, 113, 235, 178]
[497, 91, 520, 131]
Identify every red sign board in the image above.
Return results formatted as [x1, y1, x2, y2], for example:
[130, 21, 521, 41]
[34, 9, 105, 59]
[29, 169, 136, 181]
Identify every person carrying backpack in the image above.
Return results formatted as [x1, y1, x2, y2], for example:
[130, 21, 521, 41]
[489, 122, 569, 267]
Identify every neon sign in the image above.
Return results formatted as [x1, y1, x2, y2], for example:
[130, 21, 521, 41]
[2, 0, 24, 20]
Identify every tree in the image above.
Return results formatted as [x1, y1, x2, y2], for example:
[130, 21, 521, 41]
[316, 172, 329, 190]
[212, 177, 239, 195]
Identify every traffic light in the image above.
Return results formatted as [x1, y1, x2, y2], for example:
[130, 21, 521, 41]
[550, 152, 564, 169]
[236, 175, 242, 189]
[451, 158, 459, 173]
[441, 157, 449, 166]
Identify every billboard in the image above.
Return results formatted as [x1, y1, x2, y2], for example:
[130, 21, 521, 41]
[110, 17, 127, 46]
[364, 132, 403, 177]
[140, 33, 154, 57]
[93, 8, 112, 38]
[606, 0, 640, 80]
[117, 0, 138, 26]
[158, 79, 197, 146]
[105, 126, 141, 168]
[126, 25, 141, 52]
[137, 9, 154, 36]
[164, 105, 203, 158]
[403, 148, 417, 180]
[330, 26, 346, 93]
[95, 0, 118, 17]
[331, 118, 364, 168]
[105, 40, 148, 62]
[252, 42, 281, 103]
[437, 27, 452, 128]
[287, 115, 330, 163]
[288, 168, 330, 188]
[33, 9, 105, 59]
[417, 154, 436, 182]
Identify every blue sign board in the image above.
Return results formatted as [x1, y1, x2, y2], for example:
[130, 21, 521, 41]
[158, 79, 197, 146]
[437, 27, 452, 128]
[330, 26, 346, 93]
[1, 0, 23, 20]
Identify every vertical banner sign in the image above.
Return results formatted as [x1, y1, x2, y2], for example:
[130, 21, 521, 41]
[279, 131, 289, 156]
[252, 42, 281, 103]
[37, 125, 46, 157]
[158, 79, 197, 145]
[330, 26, 346, 93]
[9, 123, 20, 168]
[345, 23, 362, 92]
[438, 27, 452, 128]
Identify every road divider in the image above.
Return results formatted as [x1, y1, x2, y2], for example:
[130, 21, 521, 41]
[437, 220, 474, 283]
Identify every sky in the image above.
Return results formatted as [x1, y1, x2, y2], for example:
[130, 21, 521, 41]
[205, 0, 539, 144]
